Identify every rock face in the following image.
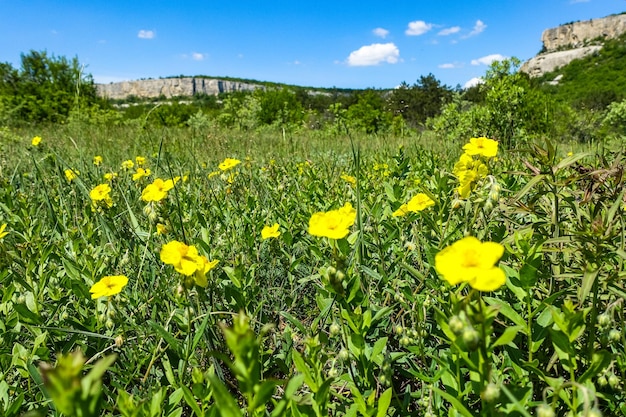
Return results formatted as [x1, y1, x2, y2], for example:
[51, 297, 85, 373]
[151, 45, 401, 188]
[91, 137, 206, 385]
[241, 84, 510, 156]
[520, 46, 602, 77]
[541, 14, 626, 53]
[520, 13, 626, 78]
[97, 77, 263, 100]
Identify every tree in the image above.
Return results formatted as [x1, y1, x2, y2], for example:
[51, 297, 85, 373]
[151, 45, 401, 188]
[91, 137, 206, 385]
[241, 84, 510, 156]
[0, 50, 101, 123]
[387, 74, 453, 128]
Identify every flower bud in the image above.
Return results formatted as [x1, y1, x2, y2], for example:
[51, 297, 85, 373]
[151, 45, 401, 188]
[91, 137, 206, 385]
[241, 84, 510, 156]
[449, 315, 464, 335]
[329, 322, 341, 336]
[608, 329, 621, 342]
[480, 383, 500, 403]
[338, 348, 349, 361]
[597, 313, 611, 327]
[462, 327, 480, 351]
[608, 373, 620, 389]
[536, 404, 555, 417]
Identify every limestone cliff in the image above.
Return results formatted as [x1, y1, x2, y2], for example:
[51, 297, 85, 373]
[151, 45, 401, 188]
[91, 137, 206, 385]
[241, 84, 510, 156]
[520, 13, 626, 78]
[96, 77, 264, 100]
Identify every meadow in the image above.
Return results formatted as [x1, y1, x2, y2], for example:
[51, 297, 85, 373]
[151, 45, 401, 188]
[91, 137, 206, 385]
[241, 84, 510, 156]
[0, 122, 625, 417]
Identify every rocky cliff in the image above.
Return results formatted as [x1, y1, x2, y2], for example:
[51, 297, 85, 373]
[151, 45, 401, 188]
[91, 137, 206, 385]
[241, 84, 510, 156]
[521, 13, 626, 78]
[97, 77, 264, 100]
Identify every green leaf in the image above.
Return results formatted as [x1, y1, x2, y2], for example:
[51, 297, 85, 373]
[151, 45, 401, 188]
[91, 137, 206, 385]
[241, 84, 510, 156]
[375, 388, 392, 417]
[578, 265, 599, 304]
[180, 385, 205, 417]
[492, 325, 523, 348]
[431, 386, 475, 417]
[148, 320, 182, 356]
[483, 297, 526, 328]
[579, 350, 613, 383]
[291, 350, 317, 391]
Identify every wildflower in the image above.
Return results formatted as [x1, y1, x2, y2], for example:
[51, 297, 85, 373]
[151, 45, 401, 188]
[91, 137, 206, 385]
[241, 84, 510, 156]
[567, 151, 573, 157]
[132, 167, 151, 181]
[135, 156, 146, 166]
[0, 223, 8, 239]
[160, 240, 201, 276]
[89, 275, 129, 299]
[141, 178, 174, 202]
[156, 223, 167, 235]
[340, 173, 357, 185]
[193, 256, 219, 287]
[121, 160, 134, 170]
[89, 183, 113, 209]
[392, 193, 435, 217]
[218, 158, 241, 171]
[160, 241, 219, 287]
[261, 223, 281, 240]
[435, 236, 506, 292]
[104, 172, 118, 182]
[462, 137, 498, 158]
[64, 169, 79, 182]
[207, 171, 220, 179]
[31, 136, 42, 146]
[453, 153, 488, 199]
[93, 155, 103, 166]
[308, 202, 357, 240]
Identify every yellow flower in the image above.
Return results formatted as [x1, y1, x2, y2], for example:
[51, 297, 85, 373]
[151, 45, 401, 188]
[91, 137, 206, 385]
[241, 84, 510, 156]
[31, 136, 42, 146]
[208, 171, 220, 179]
[261, 223, 281, 240]
[90, 183, 113, 208]
[141, 178, 174, 202]
[121, 160, 134, 170]
[135, 156, 146, 166]
[160, 240, 201, 276]
[435, 236, 506, 292]
[0, 223, 8, 239]
[160, 241, 219, 287]
[462, 137, 498, 158]
[194, 256, 219, 287]
[218, 158, 241, 171]
[340, 173, 357, 185]
[65, 169, 79, 182]
[567, 151, 573, 157]
[393, 193, 435, 217]
[308, 202, 357, 240]
[156, 223, 167, 235]
[104, 172, 118, 182]
[132, 167, 151, 181]
[89, 275, 128, 299]
[93, 155, 103, 166]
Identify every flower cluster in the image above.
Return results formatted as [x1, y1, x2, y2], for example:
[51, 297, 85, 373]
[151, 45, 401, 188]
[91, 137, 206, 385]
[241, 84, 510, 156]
[308, 202, 356, 240]
[132, 167, 151, 181]
[160, 240, 219, 288]
[435, 236, 506, 292]
[453, 137, 498, 199]
[65, 169, 80, 182]
[218, 157, 241, 171]
[392, 193, 435, 217]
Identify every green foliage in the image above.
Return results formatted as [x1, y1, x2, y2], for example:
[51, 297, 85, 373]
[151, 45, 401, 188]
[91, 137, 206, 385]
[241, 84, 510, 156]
[0, 50, 102, 123]
[386, 74, 454, 128]
[538, 33, 626, 110]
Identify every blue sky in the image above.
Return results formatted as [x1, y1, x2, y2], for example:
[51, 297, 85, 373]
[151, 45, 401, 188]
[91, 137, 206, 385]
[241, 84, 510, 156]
[0, 1, 624, 89]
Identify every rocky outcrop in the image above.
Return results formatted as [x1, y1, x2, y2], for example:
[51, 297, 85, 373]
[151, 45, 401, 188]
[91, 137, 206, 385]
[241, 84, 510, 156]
[520, 13, 626, 78]
[520, 46, 602, 77]
[96, 77, 264, 100]
[542, 14, 626, 53]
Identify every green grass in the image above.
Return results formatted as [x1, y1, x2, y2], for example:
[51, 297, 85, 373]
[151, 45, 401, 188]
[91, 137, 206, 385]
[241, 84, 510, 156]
[0, 122, 625, 416]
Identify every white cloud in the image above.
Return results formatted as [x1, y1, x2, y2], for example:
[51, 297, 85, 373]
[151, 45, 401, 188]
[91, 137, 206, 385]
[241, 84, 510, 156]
[466, 20, 486, 37]
[373, 27, 389, 38]
[438, 62, 460, 69]
[471, 53, 506, 66]
[438, 26, 461, 36]
[464, 77, 484, 89]
[191, 52, 206, 61]
[347, 43, 400, 66]
[405, 20, 433, 36]
[138, 30, 156, 39]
